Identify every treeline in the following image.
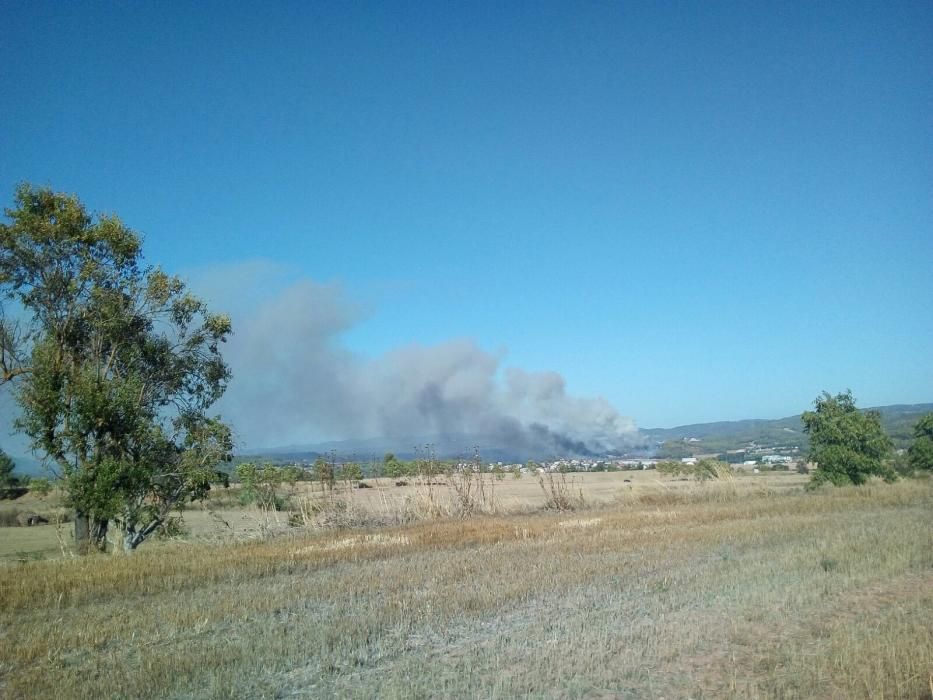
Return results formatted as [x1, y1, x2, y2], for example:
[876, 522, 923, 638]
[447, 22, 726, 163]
[231, 452, 511, 488]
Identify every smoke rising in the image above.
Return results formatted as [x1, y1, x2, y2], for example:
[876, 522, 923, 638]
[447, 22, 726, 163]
[200, 264, 639, 455]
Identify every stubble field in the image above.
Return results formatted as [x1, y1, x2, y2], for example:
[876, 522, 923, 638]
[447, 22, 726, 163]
[0, 473, 931, 698]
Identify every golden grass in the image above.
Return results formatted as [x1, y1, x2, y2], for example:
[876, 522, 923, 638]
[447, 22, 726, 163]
[0, 470, 802, 561]
[0, 477, 931, 699]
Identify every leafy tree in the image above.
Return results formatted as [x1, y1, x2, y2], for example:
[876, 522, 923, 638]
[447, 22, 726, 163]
[236, 462, 289, 511]
[0, 184, 233, 552]
[801, 391, 895, 487]
[382, 452, 407, 479]
[0, 448, 30, 500]
[907, 413, 933, 473]
[0, 447, 16, 489]
[339, 462, 363, 486]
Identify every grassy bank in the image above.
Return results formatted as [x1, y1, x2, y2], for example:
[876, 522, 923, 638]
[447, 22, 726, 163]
[1, 478, 931, 698]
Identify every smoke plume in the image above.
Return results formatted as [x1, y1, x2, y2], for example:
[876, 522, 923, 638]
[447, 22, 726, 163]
[199, 264, 639, 456]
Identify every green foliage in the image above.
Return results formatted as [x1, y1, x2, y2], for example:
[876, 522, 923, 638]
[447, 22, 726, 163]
[29, 477, 52, 498]
[382, 453, 412, 479]
[907, 413, 933, 473]
[657, 440, 692, 459]
[0, 448, 16, 488]
[313, 457, 336, 491]
[235, 462, 295, 511]
[802, 391, 895, 487]
[339, 462, 363, 483]
[657, 459, 732, 481]
[0, 184, 233, 551]
[655, 460, 682, 476]
[694, 459, 732, 480]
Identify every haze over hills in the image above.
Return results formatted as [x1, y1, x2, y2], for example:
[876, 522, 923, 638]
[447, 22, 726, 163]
[238, 402, 933, 463]
[8, 402, 930, 475]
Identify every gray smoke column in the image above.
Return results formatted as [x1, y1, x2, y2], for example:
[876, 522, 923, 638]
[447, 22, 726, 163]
[199, 264, 639, 454]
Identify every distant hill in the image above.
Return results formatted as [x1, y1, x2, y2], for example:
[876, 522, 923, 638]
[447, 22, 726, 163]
[642, 402, 933, 455]
[238, 433, 566, 464]
[10, 404, 929, 470]
[244, 403, 932, 463]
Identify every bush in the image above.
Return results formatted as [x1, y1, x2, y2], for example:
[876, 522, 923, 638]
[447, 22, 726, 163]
[235, 463, 297, 510]
[29, 478, 52, 498]
[537, 471, 584, 511]
[657, 459, 732, 481]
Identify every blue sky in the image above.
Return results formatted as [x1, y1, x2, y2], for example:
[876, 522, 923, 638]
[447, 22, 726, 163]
[1, 1, 931, 439]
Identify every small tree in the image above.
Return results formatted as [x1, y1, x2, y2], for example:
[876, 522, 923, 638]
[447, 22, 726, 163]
[801, 391, 895, 487]
[0, 447, 16, 489]
[236, 462, 287, 511]
[382, 453, 406, 479]
[313, 457, 336, 492]
[339, 462, 363, 487]
[907, 413, 933, 473]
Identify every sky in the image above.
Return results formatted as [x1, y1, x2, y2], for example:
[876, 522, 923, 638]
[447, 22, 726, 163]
[1, 1, 932, 450]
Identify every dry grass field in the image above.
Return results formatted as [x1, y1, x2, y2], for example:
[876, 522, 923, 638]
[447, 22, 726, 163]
[1, 473, 931, 698]
[1, 470, 804, 561]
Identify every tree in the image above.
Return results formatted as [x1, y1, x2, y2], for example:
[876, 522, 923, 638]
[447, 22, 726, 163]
[313, 456, 336, 491]
[801, 391, 895, 487]
[236, 462, 288, 511]
[0, 447, 16, 489]
[339, 461, 363, 486]
[907, 413, 933, 473]
[0, 184, 233, 552]
[0, 447, 30, 500]
[382, 452, 406, 479]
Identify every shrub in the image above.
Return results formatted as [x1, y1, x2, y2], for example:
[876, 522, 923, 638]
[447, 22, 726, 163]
[235, 463, 296, 511]
[537, 471, 584, 511]
[29, 478, 52, 498]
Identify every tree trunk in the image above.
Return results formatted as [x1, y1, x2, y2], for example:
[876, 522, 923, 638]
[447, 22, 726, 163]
[92, 517, 109, 552]
[74, 510, 91, 555]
